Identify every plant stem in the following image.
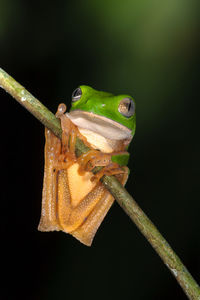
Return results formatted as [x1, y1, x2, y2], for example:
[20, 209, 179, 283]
[0, 68, 62, 138]
[1, 67, 200, 300]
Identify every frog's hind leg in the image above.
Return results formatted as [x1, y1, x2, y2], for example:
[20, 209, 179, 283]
[70, 169, 129, 246]
[38, 128, 62, 232]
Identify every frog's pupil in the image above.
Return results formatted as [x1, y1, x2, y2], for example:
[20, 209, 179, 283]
[124, 101, 131, 111]
[118, 97, 135, 118]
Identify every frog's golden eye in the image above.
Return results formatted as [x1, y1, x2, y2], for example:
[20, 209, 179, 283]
[72, 87, 82, 102]
[118, 97, 135, 118]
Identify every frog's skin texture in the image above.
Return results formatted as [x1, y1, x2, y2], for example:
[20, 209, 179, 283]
[38, 86, 136, 246]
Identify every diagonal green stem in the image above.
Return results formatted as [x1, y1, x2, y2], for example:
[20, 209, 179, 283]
[1, 67, 200, 300]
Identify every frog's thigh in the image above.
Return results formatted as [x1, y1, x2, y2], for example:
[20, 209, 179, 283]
[38, 129, 61, 232]
[71, 169, 129, 246]
[58, 163, 105, 233]
[71, 189, 114, 246]
[56, 169, 72, 230]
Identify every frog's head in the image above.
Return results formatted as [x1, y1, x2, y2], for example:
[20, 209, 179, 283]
[68, 85, 136, 141]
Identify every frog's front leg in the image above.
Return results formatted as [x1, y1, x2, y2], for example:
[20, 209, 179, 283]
[56, 103, 78, 161]
[77, 149, 129, 181]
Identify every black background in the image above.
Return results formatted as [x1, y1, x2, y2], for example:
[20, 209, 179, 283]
[1, 1, 199, 299]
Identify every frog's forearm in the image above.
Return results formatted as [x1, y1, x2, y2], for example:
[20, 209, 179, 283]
[1, 67, 199, 300]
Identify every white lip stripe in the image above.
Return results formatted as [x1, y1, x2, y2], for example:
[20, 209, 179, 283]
[66, 110, 132, 140]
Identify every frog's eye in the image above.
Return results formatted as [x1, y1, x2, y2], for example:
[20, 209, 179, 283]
[118, 97, 135, 118]
[72, 87, 82, 102]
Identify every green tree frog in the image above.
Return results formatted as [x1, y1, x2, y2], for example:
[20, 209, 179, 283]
[38, 85, 136, 246]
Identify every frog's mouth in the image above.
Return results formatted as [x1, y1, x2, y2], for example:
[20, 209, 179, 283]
[66, 110, 132, 140]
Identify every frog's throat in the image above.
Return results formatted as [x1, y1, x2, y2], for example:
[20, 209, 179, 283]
[66, 110, 132, 141]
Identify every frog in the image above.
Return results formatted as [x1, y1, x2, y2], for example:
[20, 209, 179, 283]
[38, 85, 136, 246]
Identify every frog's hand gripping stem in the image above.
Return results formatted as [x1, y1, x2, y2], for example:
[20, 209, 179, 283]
[77, 149, 129, 182]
